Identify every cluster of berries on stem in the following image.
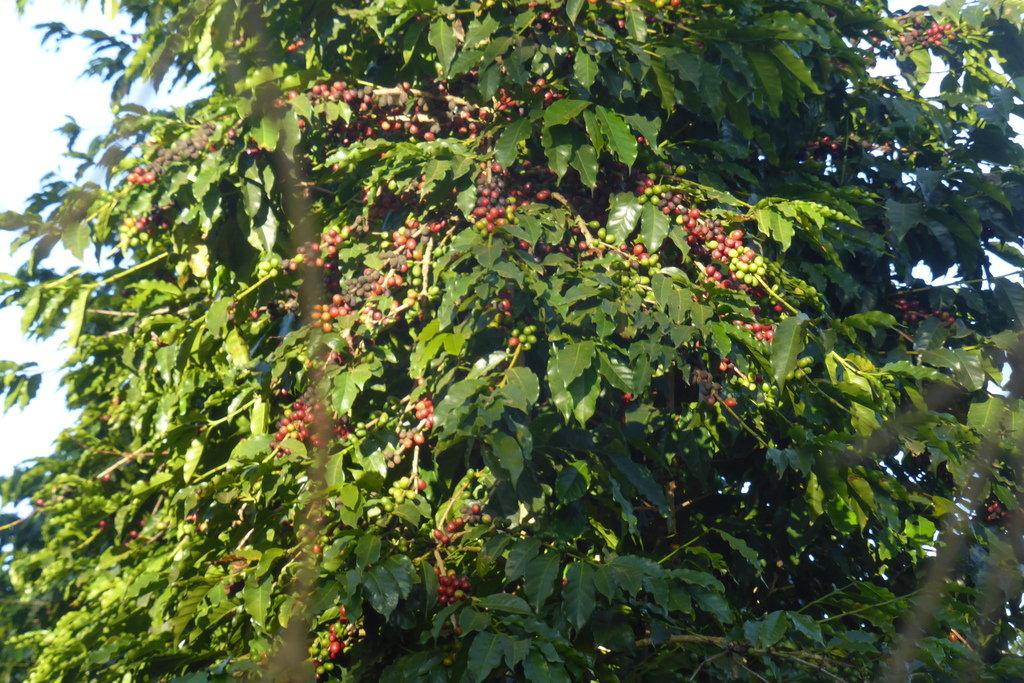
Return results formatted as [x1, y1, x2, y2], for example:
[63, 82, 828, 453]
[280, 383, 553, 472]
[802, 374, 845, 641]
[892, 295, 956, 326]
[435, 568, 472, 606]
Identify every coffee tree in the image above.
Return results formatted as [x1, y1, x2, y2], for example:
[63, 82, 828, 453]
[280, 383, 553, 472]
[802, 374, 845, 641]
[3, 0, 1024, 680]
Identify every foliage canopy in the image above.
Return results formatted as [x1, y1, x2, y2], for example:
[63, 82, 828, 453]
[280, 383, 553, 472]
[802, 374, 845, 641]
[3, 0, 1024, 681]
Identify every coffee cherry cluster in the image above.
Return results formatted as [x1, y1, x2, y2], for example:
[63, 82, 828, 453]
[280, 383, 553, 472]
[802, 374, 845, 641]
[389, 428, 425, 468]
[384, 476, 425, 504]
[471, 163, 517, 234]
[128, 121, 217, 184]
[458, 503, 487, 525]
[526, 75, 566, 107]
[435, 569, 472, 606]
[598, 240, 658, 290]
[432, 509, 476, 545]
[249, 291, 299, 323]
[681, 212, 787, 343]
[286, 34, 307, 53]
[892, 296, 956, 326]
[383, 448, 403, 469]
[302, 80, 489, 150]
[255, 257, 282, 279]
[690, 368, 725, 406]
[897, 18, 956, 51]
[637, 183, 692, 222]
[437, 622, 465, 667]
[274, 390, 331, 451]
[508, 324, 539, 351]
[786, 356, 815, 381]
[734, 319, 777, 343]
[980, 498, 1014, 526]
[310, 607, 351, 680]
[633, 163, 797, 339]
[411, 398, 435, 430]
[799, 135, 876, 162]
[310, 299, 347, 334]
[121, 205, 171, 249]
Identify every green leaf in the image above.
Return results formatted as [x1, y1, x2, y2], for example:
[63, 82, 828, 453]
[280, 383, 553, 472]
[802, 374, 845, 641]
[596, 106, 638, 168]
[255, 116, 280, 151]
[355, 534, 382, 571]
[463, 15, 499, 48]
[61, 222, 90, 261]
[253, 548, 284, 579]
[499, 366, 539, 412]
[206, 299, 232, 338]
[476, 593, 532, 615]
[542, 125, 576, 182]
[242, 577, 272, 628]
[625, 8, 647, 41]
[225, 328, 250, 366]
[428, 19, 457, 76]
[364, 565, 400, 618]
[402, 18, 429, 65]
[549, 342, 597, 423]
[467, 632, 504, 683]
[523, 650, 570, 683]
[555, 461, 589, 502]
[767, 42, 822, 94]
[503, 638, 531, 669]
[566, 0, 584, 23]
[885, 199, 923, 242]
[543, 99, 591, 127]
[182, 437, 205, 484]
[66, 287, 91, 348]
[20, 286, 41, 336]
[562, 563, 595, 630]
[968, 396, 1006, 435]
[549, 341, 596, 388]
[506, 538, 541, 581]
[771, 314, 807, 388]
[332, 366, 374, 414]
[583, 109, 604, 154]
[746, 48, 783, 113]
[495, 118, 533, 168]
[757, 611, 788, 648]
[755, 203, 795, 251]
[608, 556, 656, 596]
[572, 144, 599, 189]
[606, 193, 641, 242]
[599, 350, 635, 393]
[995, 279, 1024, 328]
[639, 202, 670, 251]
[789, 612, 824, 644]
[485, 432, 524, 484]
[524, 551, 560, 608]
[574, 51, 598, 89]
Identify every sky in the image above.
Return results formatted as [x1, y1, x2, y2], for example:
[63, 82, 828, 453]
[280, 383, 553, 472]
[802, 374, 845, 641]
[0, 0, 208, 490]
[0, 1, 1015, 492]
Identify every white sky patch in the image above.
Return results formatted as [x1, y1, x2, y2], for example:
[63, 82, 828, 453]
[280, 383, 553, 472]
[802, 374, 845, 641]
[0, 0, 209, 496]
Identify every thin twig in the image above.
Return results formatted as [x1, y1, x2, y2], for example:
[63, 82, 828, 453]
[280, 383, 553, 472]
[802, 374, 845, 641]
[96, 449, 155, 479]
[689, 651, 727, 681]
[785, 654, 850, 683]
[738, 661, 772, 683]
[551, 191, 603, 256]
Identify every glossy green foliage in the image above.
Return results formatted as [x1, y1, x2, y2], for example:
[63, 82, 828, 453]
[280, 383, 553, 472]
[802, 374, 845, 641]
[2, 0, 1024, 681]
